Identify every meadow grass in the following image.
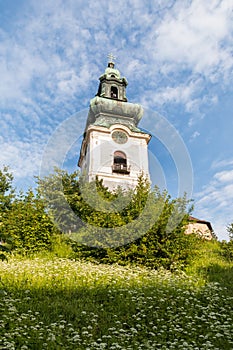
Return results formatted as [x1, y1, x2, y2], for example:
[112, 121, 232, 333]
[0, 242, 233, 350]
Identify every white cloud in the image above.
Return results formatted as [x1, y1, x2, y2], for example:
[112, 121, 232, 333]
[155, 0, 233, 78]
[214, 170, 233, 183]
[190, 131, 200, 141]
[211, 158, 233, 169]
[0, 0, 232, 232]
[0, 141, 43, 184]
[138, 77, 212, 121]
[0, 0, 232, 115]
[134, 0, 233, 115]
[195, 161, 233, 240]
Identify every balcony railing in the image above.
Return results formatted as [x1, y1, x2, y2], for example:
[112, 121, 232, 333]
[112, 163, 130, 174]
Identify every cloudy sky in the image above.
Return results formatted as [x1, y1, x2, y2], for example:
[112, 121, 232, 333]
[0, 0, 232, 240]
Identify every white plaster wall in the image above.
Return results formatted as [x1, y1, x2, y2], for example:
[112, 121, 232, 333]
[85, 127, 150, 189]
[185, 223, 212, 240]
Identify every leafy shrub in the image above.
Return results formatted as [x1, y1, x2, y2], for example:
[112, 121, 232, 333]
[0, 166, 16, 260]
[219, 223, 233, 261]
[39, 170, 199, 270]
[220, 240, 233, 261]
[1, 190, 56, 254]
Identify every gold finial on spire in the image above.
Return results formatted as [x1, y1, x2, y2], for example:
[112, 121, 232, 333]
[107, 53, 116, 67]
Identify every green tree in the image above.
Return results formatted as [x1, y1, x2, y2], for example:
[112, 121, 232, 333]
[1, 189, 56, 253]
[220, 223, 233, 261]
[38, 169, 199, 269]
[227, 223, 233, 241]
[0, 165, 15, 212]
[0, 166, 15, 259]
[37, 168, 83, 233]
[101, 189, 198, 270]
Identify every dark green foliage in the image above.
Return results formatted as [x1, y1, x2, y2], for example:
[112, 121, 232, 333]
[220, 243, 233, 263]
[76, 190, 199, 270]
[227, 222, 233, 241]
[220, 241, 233, 261]
[37, 168, 82, 233]
[0, 166, 15, 260]
[0, 168, 56, 255]
[0, 166, 15, 212]
[1, 166, 201, 267]
[38, 169, 199, 269]
[1, 190, 56, 253]
[219, 223, 233, 261]
[71, 175, 157, 248]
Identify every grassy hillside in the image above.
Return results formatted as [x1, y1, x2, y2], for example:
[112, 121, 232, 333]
[0, 241, 233, 350]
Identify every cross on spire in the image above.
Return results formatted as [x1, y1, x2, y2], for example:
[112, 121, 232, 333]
[108, 53, 116, 65]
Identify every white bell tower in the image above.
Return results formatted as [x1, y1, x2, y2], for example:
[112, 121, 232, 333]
[78, 55, 151, 190]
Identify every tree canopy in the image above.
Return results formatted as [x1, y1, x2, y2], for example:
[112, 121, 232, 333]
[1, 166, 202, 268]
[38, 169, 198, 269]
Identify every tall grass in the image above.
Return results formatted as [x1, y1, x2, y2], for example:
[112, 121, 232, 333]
[0, 242, 233, 350]
[185, 240, 233, 296]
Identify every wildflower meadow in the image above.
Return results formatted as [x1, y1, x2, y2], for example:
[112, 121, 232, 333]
[1, 243, 233, 350]
[1, 168, 233, 349]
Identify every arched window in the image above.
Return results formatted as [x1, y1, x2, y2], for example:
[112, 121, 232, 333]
[110, 86, 118, 99]
[112, 151, 130, 174]
[114, 151, 126, 164]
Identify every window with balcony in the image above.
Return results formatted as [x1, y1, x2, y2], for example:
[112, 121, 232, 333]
[112, 151, 130, 174]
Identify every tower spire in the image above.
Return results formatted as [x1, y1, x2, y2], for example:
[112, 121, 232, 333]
[107, 53, 116, 68]
[78, 57, 151, 190]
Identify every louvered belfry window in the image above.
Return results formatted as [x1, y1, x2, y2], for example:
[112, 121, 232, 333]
[110, 86, 118, 98]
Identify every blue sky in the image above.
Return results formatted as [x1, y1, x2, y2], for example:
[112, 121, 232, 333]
[0, 0, 232, 240]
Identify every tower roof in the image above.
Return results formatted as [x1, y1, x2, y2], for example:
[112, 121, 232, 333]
[96, 54, 128, 102]
[103, 53, 121, 79]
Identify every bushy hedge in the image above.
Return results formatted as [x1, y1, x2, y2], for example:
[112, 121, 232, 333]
[1, 167, 202, 268]
[1, 191, 56, 253]
[38, 170, 201, 270]
[0, 168, 56, 258]
[220, 240, 233, 261]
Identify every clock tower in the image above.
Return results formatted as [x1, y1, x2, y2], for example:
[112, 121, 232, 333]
[78, 55, 151, 190]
